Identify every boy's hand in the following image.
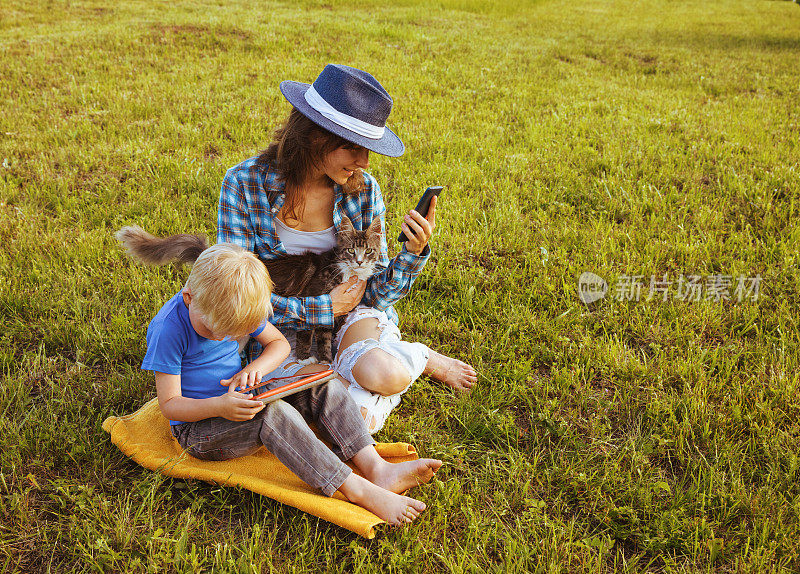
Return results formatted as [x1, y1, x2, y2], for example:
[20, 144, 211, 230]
[217, 379, 265, 421]
[220, 369, 263, 393]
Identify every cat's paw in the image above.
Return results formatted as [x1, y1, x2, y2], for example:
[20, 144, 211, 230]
[296, 357, 319, 366]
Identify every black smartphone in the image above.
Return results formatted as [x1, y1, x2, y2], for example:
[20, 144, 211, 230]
[397, 186, 443, 242]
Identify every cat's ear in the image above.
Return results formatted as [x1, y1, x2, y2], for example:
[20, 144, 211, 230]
[339, 215, 355, 233]
[367, 216, 382, 235]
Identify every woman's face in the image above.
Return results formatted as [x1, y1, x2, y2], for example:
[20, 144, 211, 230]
[321, 144, 370, 185]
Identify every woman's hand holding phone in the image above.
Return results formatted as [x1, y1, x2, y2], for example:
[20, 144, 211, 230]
[401, 196, 437, 255]
[400, 186, 442, 255]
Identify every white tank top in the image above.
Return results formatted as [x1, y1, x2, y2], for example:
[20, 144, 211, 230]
[274, 217, 337, 255]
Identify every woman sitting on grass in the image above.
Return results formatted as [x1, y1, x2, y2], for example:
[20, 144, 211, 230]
[217, 64, 478, 433]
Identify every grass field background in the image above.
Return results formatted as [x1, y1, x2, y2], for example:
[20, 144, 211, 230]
[2, 0, 799, 571]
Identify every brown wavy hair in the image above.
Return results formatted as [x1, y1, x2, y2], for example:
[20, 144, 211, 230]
[258, 108, 366, 224]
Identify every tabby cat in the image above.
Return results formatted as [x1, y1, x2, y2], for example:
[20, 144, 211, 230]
[116, 215, 382, 364]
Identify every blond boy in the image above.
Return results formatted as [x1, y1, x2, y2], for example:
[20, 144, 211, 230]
[141, 242, 439, 525]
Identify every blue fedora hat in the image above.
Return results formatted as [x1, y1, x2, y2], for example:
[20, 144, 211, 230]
[280, 64, 405, 157]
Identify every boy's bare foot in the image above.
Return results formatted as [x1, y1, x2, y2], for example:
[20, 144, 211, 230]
[424, 349, 477, 392]
[365, 458, 443, 494]
[339, 474, 427, 526]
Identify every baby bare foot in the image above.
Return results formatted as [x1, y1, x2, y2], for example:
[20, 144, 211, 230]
[340, 474, 428, 526]
[424, 349, 478, 392]
[367, 458, 443, 494]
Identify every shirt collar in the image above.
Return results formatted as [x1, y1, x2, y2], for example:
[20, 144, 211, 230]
[263, 176, 285, 207]
[332, 183, 345, 228]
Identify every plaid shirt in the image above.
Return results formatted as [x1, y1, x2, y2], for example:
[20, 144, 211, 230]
[217, 155, 430, 332]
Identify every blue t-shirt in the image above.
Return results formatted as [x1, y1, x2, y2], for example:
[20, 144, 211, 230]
[141, 292, 265, 425]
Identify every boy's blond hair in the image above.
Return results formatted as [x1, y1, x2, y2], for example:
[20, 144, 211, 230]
[186, 243, 273, 337]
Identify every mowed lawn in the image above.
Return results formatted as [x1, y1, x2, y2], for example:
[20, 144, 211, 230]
[1, 0, 799, 571]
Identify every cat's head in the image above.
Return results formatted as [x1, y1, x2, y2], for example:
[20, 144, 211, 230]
[336, 215, 382, 278]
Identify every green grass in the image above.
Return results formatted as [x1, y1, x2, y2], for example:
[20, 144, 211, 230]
[2, 0, 799, 571]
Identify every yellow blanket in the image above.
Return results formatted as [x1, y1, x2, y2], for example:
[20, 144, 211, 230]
[102, 398, 418, 538]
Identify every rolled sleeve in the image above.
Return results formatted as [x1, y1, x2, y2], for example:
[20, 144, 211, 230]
[364, 244, 430, 311]
[269, 293, 334, 328]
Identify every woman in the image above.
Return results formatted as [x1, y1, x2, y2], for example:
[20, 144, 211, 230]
[217, 64, 477, 432]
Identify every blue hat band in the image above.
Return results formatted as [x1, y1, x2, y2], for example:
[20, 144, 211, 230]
[304, 85, 386, 140]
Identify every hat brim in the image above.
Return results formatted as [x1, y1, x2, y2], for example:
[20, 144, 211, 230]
[280, 81, 405, 158]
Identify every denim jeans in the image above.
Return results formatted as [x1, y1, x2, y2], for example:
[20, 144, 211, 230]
[170, 378, 375, 497]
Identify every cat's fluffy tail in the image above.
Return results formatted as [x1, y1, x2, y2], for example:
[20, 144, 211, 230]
[116, 226, 208, 266]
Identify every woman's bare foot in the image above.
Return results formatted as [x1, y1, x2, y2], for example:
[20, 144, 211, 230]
[339, 474, 427, 525]
[424, 349, 477, 391]
[365, 458, 443, 494]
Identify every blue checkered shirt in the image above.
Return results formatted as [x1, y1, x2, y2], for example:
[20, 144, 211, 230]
[217, 155, 430, 335]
